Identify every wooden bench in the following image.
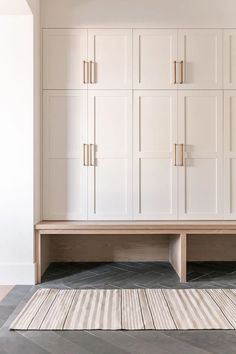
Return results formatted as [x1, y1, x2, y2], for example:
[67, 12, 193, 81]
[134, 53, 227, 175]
[35, 221, 236, 284]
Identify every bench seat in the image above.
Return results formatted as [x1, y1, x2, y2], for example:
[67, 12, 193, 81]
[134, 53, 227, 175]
[35, 221, 236, 284]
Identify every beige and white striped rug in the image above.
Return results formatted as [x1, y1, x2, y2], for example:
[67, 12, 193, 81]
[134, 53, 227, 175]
[10, 288, 236, 330]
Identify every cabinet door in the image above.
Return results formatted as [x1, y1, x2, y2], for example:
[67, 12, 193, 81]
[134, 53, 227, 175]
[88, 29, 132, 89]
[224, 30, 236, 89]
[133, 30, 177, 89]
[178, 91, 223, 220]
[43, 29, 87, 89]
[43, 91, 87, 220]
[178, 30, 223, 89]
[133, 91, 178, 220]
[88, 91, 132, 220]
[224, 91, 236, 219]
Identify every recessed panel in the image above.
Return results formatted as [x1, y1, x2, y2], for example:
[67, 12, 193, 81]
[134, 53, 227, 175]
[224, 30, 236, 88]
[93, 159, 128, 216]
[44, 159, 81, 219]
[185, 159, 217, 214]
[134, 30, 177, 89]
[139, 96, 172, 153]
[179, 30, 222, 89]
[184, 95, 217, 153]
[140, 159, 173, 215]
[94, 96, 128, 155]
[88, 29, 132, 89]
[47, 96, 81, 158]
[43, 29, 87, 89]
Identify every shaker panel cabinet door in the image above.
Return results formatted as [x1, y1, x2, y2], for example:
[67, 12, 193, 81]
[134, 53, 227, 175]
[43, 29, 87, 89]
[43, 91, 87, 220]
[224, 91, 236, 218]
[133, 91, 178, 219]
[224, 30, 236, 89]
[88, 29, 132, 89]
[178, 30, 223, 89]
[133, 30, 178, 89]
[178, 91, 223, 219]
[87, 91, 132, 220]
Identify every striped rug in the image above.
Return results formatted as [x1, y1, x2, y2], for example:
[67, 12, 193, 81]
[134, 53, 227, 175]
[10, 288, 236, 330]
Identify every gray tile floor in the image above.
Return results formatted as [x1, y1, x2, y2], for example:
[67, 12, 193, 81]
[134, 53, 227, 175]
[1, 261, 236, 354]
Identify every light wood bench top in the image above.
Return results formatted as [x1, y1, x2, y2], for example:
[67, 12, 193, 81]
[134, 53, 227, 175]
[36, 220, 236, 231]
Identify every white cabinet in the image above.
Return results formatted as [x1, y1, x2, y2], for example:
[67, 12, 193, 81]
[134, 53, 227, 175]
[88, 29, 132, 89]
[178, 91, 223, 219]
[224, 91, 236, 219]
[133, 29, 223, 89]
[178, 30, 223, 89]
[224, 30, 236, 89]
[43, 90, 132, 220]
[133, 91, 178, 219]
[43, 91, 88, 220]
[43, 29, 87, 89]
[42, 28, 229, 221]
[133, 30, 177, 89]
[43, 28, 132, 89]
[87, 91, 132, 219]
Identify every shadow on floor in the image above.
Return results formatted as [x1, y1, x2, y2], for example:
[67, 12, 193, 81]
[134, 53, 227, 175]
[40, 261, 236, 289]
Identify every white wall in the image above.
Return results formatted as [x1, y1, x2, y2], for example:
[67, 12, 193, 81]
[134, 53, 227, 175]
[0, 0, 40, 284]
[0, 0, 31, 14]
[0, 15, 35, 284]
[41, 0, 236, 28]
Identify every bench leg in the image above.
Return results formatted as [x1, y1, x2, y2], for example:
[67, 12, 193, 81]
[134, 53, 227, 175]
[35, 230, 41, 284]
[169, 232, 187, 282]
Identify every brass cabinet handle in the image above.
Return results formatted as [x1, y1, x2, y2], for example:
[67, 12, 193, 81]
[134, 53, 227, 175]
[89, 144, 95, 166]
[83, 61, 90, 84]
[90, 61, 95, 84]
[83, 144, 89, 166]
[180, 61, 184, 84]
[86, 61, 90, 84]
[83, 61, 86, 84]
[173, 144, 184, 166]
[179, 143, 184, 166]
[174, 61, 177, 84]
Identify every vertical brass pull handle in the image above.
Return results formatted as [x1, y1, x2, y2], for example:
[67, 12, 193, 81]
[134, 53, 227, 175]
[86, 61, 90, 84]
[83, 144, 89, 166]
[173, 144, 184, 166]
[180, 143, 184, 166]
[83, 61, 86, 84]
[90, 144, 95, 166]
[173, 144, 177, 166]
[90, 61, 95, 84]
[174, 61, 177, 84]
[180, 61, 184, 84]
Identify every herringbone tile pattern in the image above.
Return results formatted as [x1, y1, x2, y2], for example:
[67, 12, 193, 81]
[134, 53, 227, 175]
[41, 261, 236, 289]
[1, 262, 236, 354]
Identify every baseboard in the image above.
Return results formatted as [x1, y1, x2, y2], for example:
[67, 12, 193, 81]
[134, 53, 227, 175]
[0, 262, 36, 285]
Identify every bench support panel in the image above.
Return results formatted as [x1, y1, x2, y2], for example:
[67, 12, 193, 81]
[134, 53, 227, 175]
[169, 233, 187, 282]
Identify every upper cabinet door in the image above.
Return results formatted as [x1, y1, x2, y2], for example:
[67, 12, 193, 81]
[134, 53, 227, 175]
[133, 91, 178, 220]
[43, 91, 88, 220]
[43, 29, 87, 89]
[178, 91, 223, 220]
[178, 30, 223, 89]
[133, 30, 178, 89]
[87, 91, 132, 220]
[88, 29, 132, 89]
[224, 30, 236, 89]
